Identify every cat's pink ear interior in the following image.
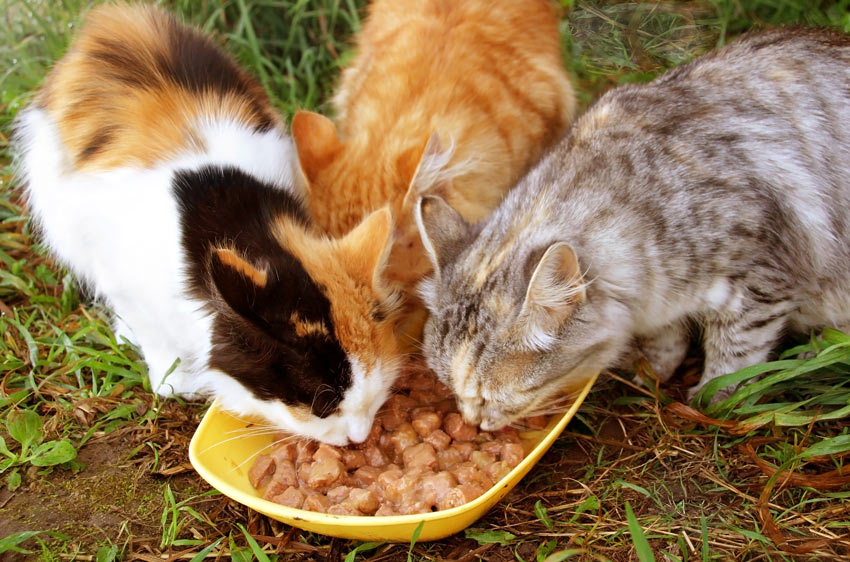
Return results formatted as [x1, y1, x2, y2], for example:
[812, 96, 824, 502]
[401, 132, 452, 209]
[209, 248, 270, 319]
[338, 206, 394, 288]
[292, 110, 341, 186]
[415, 195, 471, 273]
[520, 242, 585, 349]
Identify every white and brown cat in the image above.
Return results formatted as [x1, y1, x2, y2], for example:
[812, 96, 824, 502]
[14, 4, 404, 444]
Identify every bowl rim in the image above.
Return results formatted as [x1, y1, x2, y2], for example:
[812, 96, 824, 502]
[189, 372, 598, 528]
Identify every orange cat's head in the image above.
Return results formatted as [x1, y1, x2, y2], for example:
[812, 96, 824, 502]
[291, 110, 453, 291]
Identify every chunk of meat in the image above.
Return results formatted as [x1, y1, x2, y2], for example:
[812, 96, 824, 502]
[342, 449, 367, 470]
[451, 441, 475, 460]
[306, 458, 345, 492]
[409, 389, 439, 405]
[352, 465, 382, 487]
[364, 444, 389, 468]
[423, 429, 451, 451]
[296, 461, 313, 487]
[420, 471, 458, 506]
[296, 441, 318, 464]
[248, 454, 275, 488]
[470, 450, 496, 471]
[381, 395, 418, 430]
[494, 426, 521, 443]
[389, 423, 419, 456]
[479, 441, 503, 459]
[268, 442, 297, 464]
[438, 483, 487, 510]
[375, 503, 396, 516]
[327, 503, 363, 516]
[326, 485, 352, 504]
[262, 460, 297, 499]
[412, 411, 442, 437]
[270, 486, 305, 509]
[437, 448, 464, 472]
[348, 488, 379, 515]
[302, 494, 331, 513]
[502, 443, 525, 467]
[375, 467, 404, 492]
[443, 413, 477, 441]
[383, 473, 420, 505]
[486, 460, 512, 482]
[402, 442, 438, 471]
[313, 443, 343, 462]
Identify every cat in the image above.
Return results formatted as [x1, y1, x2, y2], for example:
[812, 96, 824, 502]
[13, 4, 404, 445]
[291, 0, 576, 293]
[414, 27, 850, 429]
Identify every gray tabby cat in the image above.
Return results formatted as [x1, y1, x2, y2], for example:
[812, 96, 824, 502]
[414, 28, 850, 430]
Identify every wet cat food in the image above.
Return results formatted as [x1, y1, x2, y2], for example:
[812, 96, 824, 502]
[248, 369, 547, 515]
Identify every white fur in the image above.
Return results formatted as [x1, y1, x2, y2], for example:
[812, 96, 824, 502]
[16, 107, 400, 443]
[204, 357, 396, 444]
[15, 111, 257, 391]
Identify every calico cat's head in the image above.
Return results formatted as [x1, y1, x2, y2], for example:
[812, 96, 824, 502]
[415, 196, 620, 431]
[177, 167, 405, 445]
[291, 111, 452, 291]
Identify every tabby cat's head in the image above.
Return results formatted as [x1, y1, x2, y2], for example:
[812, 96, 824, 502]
[416, 196, 620, 430]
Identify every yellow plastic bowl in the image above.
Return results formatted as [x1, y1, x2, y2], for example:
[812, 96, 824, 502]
[189, 373, 597, 542]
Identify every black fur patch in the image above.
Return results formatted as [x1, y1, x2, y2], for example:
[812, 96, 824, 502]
[87, 9, 275, 132]
[160, 15, 275, 132]
[173, 166, 351, 418]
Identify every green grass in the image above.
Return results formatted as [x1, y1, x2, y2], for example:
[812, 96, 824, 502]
[2, 0, 850, 560]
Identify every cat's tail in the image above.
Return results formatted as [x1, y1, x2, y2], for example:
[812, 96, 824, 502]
[30, 4, 282, 173]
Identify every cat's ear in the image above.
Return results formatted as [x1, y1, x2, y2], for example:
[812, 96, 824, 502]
[292, 110, 341, 187]
[338, 206, 394, 288]
[521, 242, 586, 350]
[401, 132, 452, 210]
[415, 195, 472, 273]
[209, 247, 272, 321]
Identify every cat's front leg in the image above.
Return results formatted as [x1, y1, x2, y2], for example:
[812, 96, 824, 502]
[690, 303, 792, 401]
[636, 322, 691, 382]
[624, 322, 690, 388]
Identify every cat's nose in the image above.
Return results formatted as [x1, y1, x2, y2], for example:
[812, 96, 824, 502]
[480, 417, 506, 432]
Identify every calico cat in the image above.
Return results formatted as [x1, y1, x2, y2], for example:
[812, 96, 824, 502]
[14, 4, 403, 445]
[415, 28, 850, 429]
[291, 0, 576, 291]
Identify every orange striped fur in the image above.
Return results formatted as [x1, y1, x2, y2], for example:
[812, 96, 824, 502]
[293, 0, 576, 290]
[36, 4, 280, 172]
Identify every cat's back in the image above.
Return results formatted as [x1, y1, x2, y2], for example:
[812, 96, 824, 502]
[25, 3, 283, 173]
[332, 0, 575, 220]
[542, 27, 850, 293]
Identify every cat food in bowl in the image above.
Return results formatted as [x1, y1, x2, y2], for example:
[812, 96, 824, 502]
[249, 371, 537, 516]
[189, 369, 598, 542]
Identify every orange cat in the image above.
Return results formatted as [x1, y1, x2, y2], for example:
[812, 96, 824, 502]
[292, 0, 576, 291]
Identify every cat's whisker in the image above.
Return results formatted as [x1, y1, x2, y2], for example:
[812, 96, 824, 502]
[201, 427, 301, 455]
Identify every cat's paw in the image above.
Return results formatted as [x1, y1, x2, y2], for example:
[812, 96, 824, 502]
[686, 384, 733, 405]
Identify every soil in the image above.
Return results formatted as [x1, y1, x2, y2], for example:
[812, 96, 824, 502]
[0, 403, 216, 560]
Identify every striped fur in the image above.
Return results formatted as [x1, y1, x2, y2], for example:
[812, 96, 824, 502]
[417, 28, 850, 428]
[292, 0, 576, 292]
